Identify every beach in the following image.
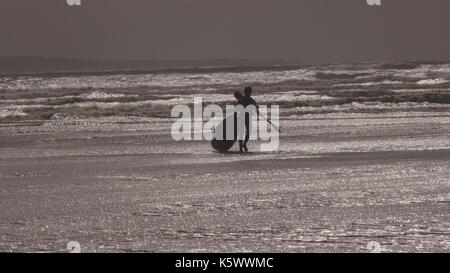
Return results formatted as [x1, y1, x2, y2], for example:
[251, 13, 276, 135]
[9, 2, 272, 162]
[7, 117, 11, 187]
[0, 63, 449, 252]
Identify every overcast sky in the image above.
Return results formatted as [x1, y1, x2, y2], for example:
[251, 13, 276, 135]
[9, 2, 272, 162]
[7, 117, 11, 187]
[0, 0, 449, 63]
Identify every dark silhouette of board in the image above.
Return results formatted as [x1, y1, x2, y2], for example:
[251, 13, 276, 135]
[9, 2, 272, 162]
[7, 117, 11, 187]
[211, 114, 239, 152]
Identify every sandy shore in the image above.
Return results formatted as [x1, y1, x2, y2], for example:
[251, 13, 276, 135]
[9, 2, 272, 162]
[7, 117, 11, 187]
[0, 111, 449, 252]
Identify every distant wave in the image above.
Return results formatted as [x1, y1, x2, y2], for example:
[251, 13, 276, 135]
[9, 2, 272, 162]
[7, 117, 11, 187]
[377, 63, 421, 70]
[417, 78, 448, 85]
[315, 72, 371, 80]
[0, 62, 449, 121]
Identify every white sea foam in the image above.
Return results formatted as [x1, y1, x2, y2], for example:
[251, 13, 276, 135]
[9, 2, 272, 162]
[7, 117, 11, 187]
[256, 92, 333, 103]
[0, 108, 27, 118]
[79, 91, 127, 99]
[391, 89, 434, 93]
[393, 64, 450, 79]
[417, 78, 447, 85]
[282, 101, 444, 115]
[334, 80, 404, 87]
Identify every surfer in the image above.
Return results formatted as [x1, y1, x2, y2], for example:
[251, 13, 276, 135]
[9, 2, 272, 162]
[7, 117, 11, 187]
[235, 87, 258, 152]
[211, 87, 277, 153]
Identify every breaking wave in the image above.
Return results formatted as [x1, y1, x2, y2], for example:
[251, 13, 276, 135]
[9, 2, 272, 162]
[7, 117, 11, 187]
[0, 62, 449, 121]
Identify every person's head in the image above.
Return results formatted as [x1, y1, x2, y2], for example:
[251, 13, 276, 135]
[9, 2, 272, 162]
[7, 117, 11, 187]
[244, 86, 252, 97]
[234, 91, 243, 101]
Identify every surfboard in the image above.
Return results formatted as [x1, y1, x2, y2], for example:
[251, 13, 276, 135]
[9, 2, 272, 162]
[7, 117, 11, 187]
[211, 113, 239, 152]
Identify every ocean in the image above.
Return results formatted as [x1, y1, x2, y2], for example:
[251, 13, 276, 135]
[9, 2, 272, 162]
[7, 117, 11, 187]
[1, 62, 449, 120]
[0, 62, 449, 252]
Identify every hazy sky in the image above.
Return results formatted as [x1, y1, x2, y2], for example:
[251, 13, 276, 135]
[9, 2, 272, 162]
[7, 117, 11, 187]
[0, 0, 449, 63]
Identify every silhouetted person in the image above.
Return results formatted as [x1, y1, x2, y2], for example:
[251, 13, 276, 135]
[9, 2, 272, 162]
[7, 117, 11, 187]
[235, 87, 258, 152]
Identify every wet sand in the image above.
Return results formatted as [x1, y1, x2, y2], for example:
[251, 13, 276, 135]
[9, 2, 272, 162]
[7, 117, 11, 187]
[0, 112, 449, 252]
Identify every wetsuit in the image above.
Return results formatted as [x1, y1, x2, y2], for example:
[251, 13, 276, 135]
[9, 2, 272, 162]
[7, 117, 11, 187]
[239, 95, 258, 151]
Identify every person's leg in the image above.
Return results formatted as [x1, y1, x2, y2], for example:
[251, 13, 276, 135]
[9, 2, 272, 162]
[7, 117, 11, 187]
[236, 112, 245, 152]
[243, 113, 250, 152]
